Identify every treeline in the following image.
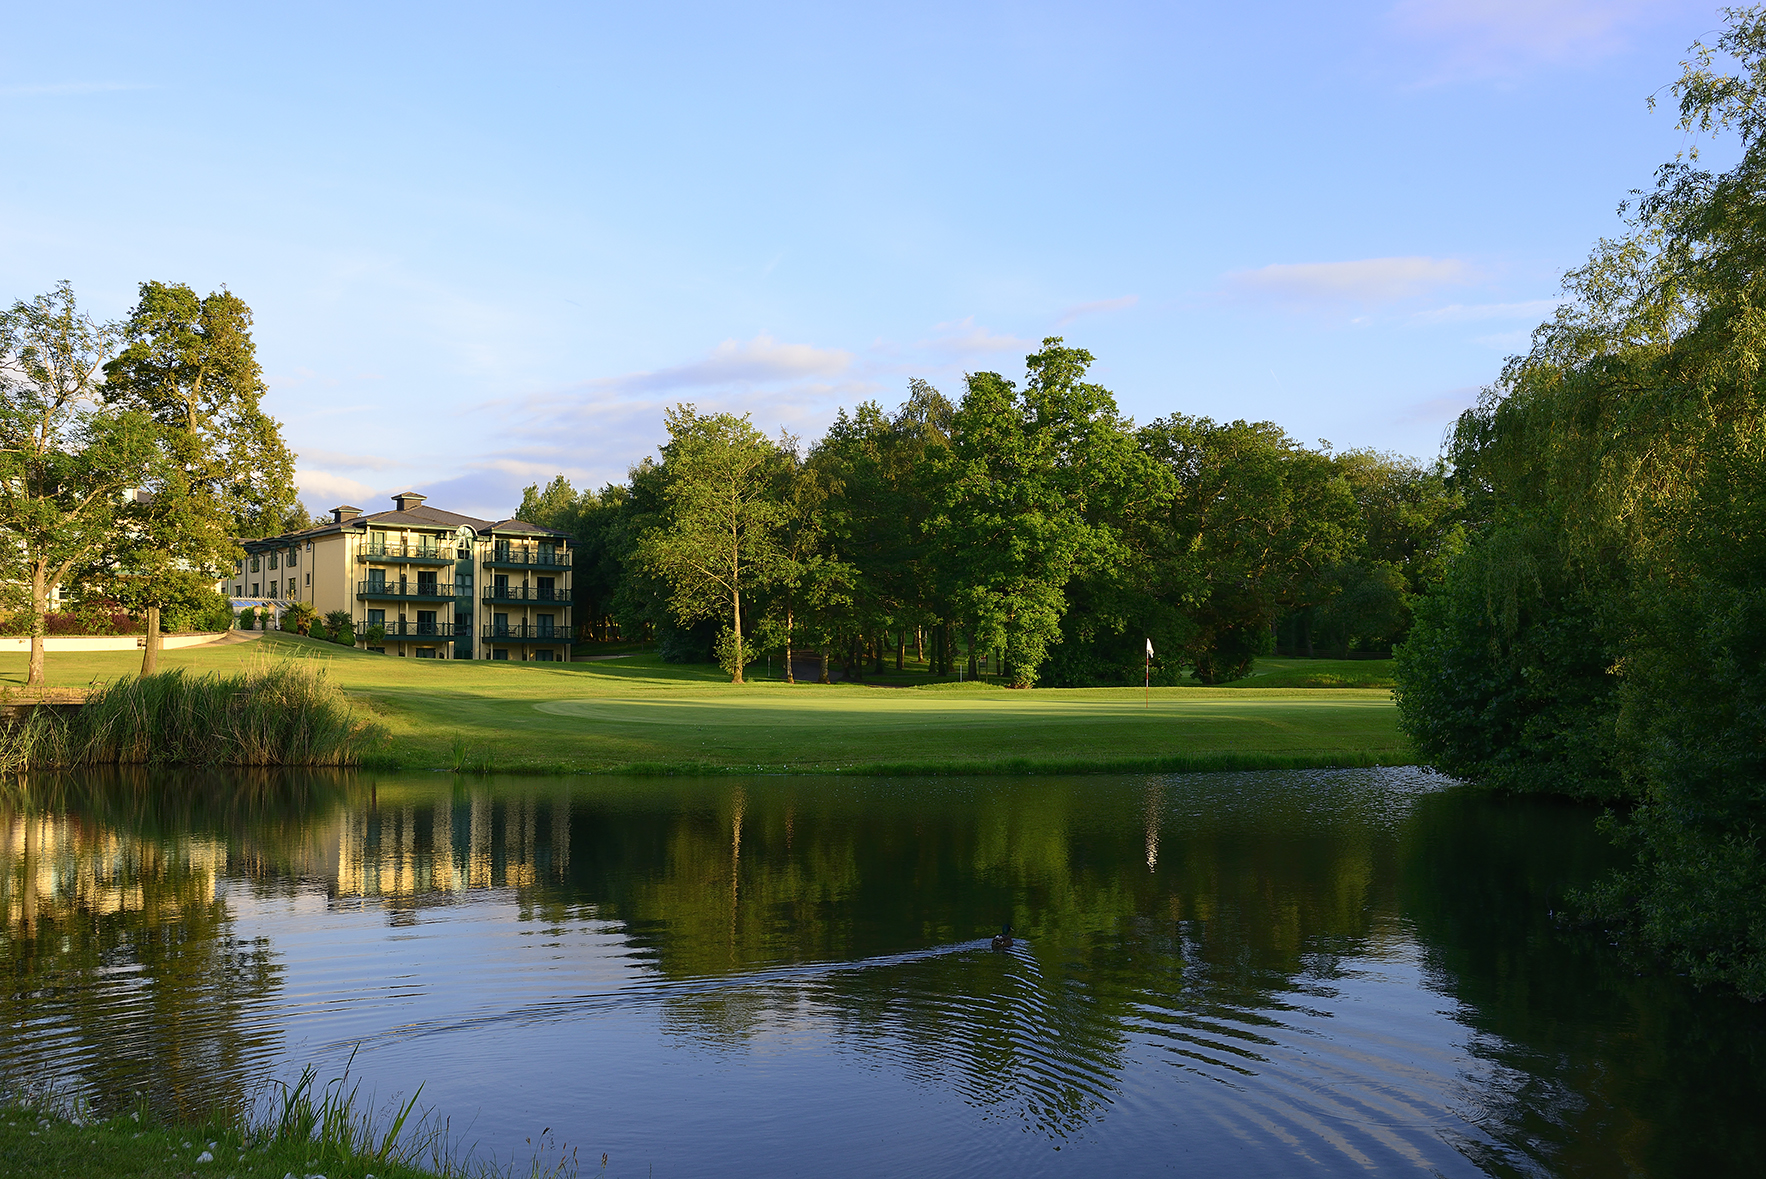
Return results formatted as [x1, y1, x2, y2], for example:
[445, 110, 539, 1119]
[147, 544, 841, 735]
[520, 343, 1462, 686]
[1394, 10, 1766, 997]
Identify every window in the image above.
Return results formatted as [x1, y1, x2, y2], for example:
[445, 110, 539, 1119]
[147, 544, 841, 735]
[415, 647, 437, 659]
[492, 649, 509, 661]
[234, 559, 243, 575]
[269, 553, 278, 570]
[537, 576, 555, 601]
[305, 573, 310, 586]
[288, 548, 297, 567]
[417, 571, 438, 595]
[367, 609, 385, 625]
[535, 649, 555, 662]
[250, 556, 259, 573]
[538, 613, 554, 636]
[235, 585, 243, 597]
[417, 610, 437, 635]
[251, 582, 259, 596]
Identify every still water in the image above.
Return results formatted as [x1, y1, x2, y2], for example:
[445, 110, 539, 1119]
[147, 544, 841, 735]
[3, 768, 1762, 1177]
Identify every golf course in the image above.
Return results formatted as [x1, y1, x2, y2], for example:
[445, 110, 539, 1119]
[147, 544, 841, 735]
[0, 634, 1409, 774]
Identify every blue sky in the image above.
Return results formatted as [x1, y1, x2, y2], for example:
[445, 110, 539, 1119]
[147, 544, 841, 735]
[0, 1, 1731, 518]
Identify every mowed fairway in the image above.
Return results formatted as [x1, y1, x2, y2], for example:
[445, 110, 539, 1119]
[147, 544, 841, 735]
[0, 634, 1410, 773]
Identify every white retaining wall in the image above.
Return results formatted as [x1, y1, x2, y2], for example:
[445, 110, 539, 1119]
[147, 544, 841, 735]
[0, 631, 251, 652]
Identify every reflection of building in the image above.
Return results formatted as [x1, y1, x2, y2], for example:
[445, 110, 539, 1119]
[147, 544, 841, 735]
[225, 492, 572, 662]
[2, 812, 225, 932]
[332, 794, 571, 906]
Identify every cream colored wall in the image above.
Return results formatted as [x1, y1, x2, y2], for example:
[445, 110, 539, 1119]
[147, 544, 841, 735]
[309, 532, 351, 617]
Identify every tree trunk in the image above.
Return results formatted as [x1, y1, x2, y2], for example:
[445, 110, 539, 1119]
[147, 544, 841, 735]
[730, 558, 744, 684]
[27, 564, 47, 688]
[818, 649, 830, 684]
[966, 631, 978, 681]
[141, 604, 161, 677]
[896, 630, 904, 671]
[783, 607, 795, 684]
[915, 627, 923, 664]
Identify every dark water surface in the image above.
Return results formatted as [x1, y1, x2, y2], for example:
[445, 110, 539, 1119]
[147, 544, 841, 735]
[3, 768, 1762, 1177]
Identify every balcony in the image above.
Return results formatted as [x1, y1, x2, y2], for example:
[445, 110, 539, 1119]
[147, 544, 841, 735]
[358, 542, 457, 565]
[482, 624, 572, 643]
[482, 585, 567, 603]
[356, 620, 468, 639]
[485, 546, 570, 570]
[357, 580, 458, 602]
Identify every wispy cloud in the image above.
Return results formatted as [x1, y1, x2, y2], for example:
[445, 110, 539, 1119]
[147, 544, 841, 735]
[1225, 256, 1476, 304]
[1388, 0, 1697, 80]
[296, 448, 407, 472]
[572, 334, 851, 395]
[0, 81, 151, 96]
[1474, 328, 1535, 352]
[919, 316, 1035, 358]
[1410, 298, 1563, 325]
[1055, 295, 1139, 326]
[1394, 387, 1481, 427]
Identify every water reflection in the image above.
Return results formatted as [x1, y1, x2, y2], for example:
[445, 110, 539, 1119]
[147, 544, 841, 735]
[2, 768, 1762, 1176]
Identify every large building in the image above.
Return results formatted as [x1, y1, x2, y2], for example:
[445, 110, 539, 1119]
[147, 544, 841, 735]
[230, 492, 572, 662]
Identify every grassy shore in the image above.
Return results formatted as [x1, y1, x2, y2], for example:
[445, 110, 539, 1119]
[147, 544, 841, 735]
[0, 636, 1409, 774]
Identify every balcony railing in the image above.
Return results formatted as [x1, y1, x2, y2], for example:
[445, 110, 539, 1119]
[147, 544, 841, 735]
[357, 580, 458, 601]
[358, 542, 457, 564]
[481, 585, 567, 603]
[482, 624, 572, 642]
[486, 546, 570, 569]
[357, 620, 468, 639]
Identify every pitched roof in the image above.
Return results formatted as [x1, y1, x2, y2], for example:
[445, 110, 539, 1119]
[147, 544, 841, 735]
[239, 497, 569, 549]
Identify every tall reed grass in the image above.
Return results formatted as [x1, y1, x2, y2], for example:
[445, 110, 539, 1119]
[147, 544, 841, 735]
[0, 659, 382, 770]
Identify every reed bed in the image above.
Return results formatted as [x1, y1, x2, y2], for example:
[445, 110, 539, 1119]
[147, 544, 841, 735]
[0, 659, 382, 769]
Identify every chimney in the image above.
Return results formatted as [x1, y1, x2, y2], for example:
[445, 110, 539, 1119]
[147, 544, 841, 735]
[332, 505, 363, 524]
[392, 491, 427, 512]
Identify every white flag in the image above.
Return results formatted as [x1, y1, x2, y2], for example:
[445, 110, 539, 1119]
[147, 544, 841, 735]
[1145, 638, 1154, 658]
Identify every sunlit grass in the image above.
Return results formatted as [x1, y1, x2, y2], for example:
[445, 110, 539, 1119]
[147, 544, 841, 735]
[0, 635, 1408, 774]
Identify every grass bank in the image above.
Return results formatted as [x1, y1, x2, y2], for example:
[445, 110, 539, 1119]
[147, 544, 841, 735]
[0, 637, 1409, 775]
[0, 1066, 582, 1179]
[0, 660, 381, 771]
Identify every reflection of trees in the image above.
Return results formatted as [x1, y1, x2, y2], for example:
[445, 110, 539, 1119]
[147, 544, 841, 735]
[536, 773, 1411, 1136]
[0, 771, 307, 1118]
[1400, 790, 1766, 1177]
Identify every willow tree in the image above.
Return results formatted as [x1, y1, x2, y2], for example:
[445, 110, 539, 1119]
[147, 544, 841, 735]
[636, 406, 785, 683]
[0, 283, 161, 686]
[1395, 6, 1766, 995]
[100, 282, 297, 674]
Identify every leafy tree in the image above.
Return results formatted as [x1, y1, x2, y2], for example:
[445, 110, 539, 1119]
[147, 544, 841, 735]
[634, 406, 786, 683]
[100, 282, 298, 673]
[0, 282, 162, 686]
[1395, 6, 1766, 994]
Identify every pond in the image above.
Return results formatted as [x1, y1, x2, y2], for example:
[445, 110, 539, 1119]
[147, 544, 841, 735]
[2, 768, 1762, 1177]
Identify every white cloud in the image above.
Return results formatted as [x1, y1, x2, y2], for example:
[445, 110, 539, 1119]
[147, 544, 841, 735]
[1388, 0, 1697, 78]
[1055, 295, 1139, 326]
[1224, 256, 1476, 304]
[919, 316, 1036, 358]
[295, 468, 378, 508]
[574, 334, 851, 395]
[1411, 298, 1563, 325]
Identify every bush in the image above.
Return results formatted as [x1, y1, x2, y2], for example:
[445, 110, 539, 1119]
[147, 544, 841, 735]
[239, 607, 257, 630]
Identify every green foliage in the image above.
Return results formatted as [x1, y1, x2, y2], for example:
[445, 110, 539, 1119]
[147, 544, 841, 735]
[238, 607, 257, 630]
[0, 282, 164, 685]
[323, 609, 354, 646]
[714, 625, 756, 679]
[1394, 7, 1766, 993]
[633, 406, 786, 683]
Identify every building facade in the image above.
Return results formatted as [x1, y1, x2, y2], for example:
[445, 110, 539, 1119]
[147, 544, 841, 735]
[229, 492, 572, 661]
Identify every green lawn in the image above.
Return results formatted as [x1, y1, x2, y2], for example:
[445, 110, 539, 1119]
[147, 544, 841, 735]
[0, 636, 1409, 774]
